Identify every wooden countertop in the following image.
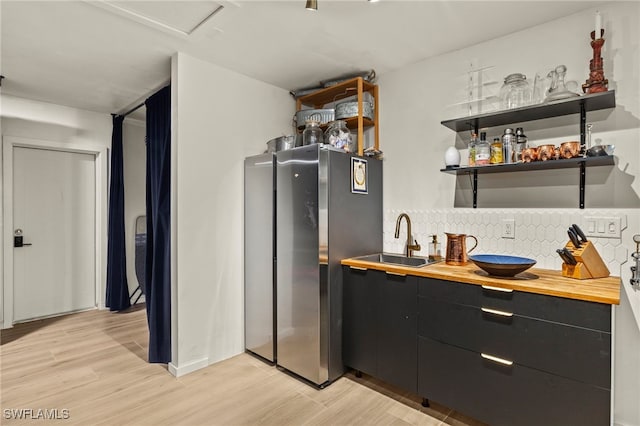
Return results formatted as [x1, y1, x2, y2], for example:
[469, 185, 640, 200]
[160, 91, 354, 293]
[341, 256, 620, 305]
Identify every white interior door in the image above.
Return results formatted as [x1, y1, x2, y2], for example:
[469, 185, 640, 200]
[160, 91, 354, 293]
[12, 146, 96, 322]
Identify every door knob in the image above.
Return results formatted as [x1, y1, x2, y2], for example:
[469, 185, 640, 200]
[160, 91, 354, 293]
[14, 229, 32, 247]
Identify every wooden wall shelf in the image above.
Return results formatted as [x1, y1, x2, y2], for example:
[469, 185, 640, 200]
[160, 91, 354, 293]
[296, 77, 379, 156]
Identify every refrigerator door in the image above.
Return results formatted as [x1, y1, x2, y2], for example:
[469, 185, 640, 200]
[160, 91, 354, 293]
[325, 149, 383, 382]
[276, 145, 324, 384]
[244, 154, 276, 362]
[276, 145, 383, 387]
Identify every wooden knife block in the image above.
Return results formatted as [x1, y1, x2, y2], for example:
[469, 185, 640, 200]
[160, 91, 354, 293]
[561, 240, 610, 279]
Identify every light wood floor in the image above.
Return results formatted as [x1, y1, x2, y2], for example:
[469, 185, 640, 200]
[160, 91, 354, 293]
[1, 306, 485, 425]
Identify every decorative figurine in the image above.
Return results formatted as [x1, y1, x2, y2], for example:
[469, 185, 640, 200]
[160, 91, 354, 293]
[582, 14, 609, 94]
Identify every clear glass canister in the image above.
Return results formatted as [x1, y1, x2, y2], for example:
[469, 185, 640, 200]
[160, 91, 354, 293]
[324, 120, 354, 152]
[302, 120, 323, 145]
[500, 73, 532, 109]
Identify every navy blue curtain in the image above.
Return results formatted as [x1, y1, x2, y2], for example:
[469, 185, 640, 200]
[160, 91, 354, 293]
[105, 114, 131, 311]
[145, 86, 172, 363]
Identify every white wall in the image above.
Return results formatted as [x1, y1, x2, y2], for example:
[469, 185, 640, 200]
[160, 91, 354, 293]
[378, 3, 640, 425]
[170, 52, 293, 375]
[379, 4, 639, 211]
[123, 118, 147, 300]
[0, 95, 112, 324]
[1, 95, 112, 147]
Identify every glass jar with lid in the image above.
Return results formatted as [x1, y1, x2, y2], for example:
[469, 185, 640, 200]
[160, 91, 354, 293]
[324, 120, 354, 152]
[302, 119, 323, 145]
[499, 73, 532, 110]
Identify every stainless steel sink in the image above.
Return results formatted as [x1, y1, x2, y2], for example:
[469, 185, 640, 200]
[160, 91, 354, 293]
[353, 253, 439, 268]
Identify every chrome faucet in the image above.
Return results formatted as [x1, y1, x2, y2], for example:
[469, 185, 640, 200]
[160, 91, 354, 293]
[395, 213, 421, 257]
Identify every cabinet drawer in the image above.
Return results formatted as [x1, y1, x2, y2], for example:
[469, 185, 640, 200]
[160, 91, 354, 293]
[418, 297, 610, 388]
[418, 336, 610, 426]
[418, 277, 611, 331]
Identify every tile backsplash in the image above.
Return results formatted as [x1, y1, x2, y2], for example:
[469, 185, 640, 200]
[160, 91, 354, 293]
[384, 208, 630, 274]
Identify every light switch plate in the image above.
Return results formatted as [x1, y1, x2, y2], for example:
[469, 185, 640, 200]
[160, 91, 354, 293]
[584, 216, 622, 239]
[501, 219, 515, 239]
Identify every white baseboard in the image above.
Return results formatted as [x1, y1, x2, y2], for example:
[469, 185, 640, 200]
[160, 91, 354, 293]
[168, 357, 209, 377]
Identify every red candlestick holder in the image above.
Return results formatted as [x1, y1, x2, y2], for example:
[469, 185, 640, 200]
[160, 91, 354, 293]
[582, 29, 608, 94]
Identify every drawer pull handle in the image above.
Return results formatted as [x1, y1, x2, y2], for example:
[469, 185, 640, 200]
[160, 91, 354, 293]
[386, 271, 407, 277]
[481, 353, 513, 366]
[481, 307, 513, 317]
[349, 266, 367, 271]
[481, 285, 513, 293]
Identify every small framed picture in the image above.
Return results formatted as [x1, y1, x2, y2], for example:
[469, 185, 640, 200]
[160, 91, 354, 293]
[351, 157, 368, 194]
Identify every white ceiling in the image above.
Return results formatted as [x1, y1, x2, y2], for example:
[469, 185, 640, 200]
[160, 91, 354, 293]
[1, 1, 601, 120]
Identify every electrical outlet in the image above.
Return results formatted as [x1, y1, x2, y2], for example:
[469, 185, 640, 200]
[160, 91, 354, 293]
[584, 216, 621, 239]
[605, 217, 621, 238]
[502, 219, 515, 239]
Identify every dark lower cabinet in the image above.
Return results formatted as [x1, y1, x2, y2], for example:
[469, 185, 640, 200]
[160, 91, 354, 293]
[377, 273, 417, 392]
[343, 266, 378, 376]
[343, 268, 612, 426]
[342, 266, 417, 393]
[418, 336, 610, 426]
[417, 277, 611, 426]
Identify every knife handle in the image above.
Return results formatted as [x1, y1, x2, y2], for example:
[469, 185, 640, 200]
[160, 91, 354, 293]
[567, 229, 581, 248]
[557, 248, 571, 264]
[572, 224, 588, 242]
[563, 248, 578, 265]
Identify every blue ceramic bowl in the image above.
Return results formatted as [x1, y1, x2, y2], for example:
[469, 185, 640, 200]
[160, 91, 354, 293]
[469, 254, 536, 277]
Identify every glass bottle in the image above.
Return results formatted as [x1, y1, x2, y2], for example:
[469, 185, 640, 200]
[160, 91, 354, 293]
[428, 235, 442, 261]
[490, 137, 503, 164]
[586, 123, 593, 150]
[475, 132, 490, 166]
[545, 65, 579, 101]
[515, 127, 528, 162]
[302, 119, 323, 146]
[468, 133, 478, 166]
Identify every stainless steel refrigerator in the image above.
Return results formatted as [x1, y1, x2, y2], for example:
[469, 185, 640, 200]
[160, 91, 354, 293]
[276, 144, 382, 387]
[244, 153, 276, 362]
